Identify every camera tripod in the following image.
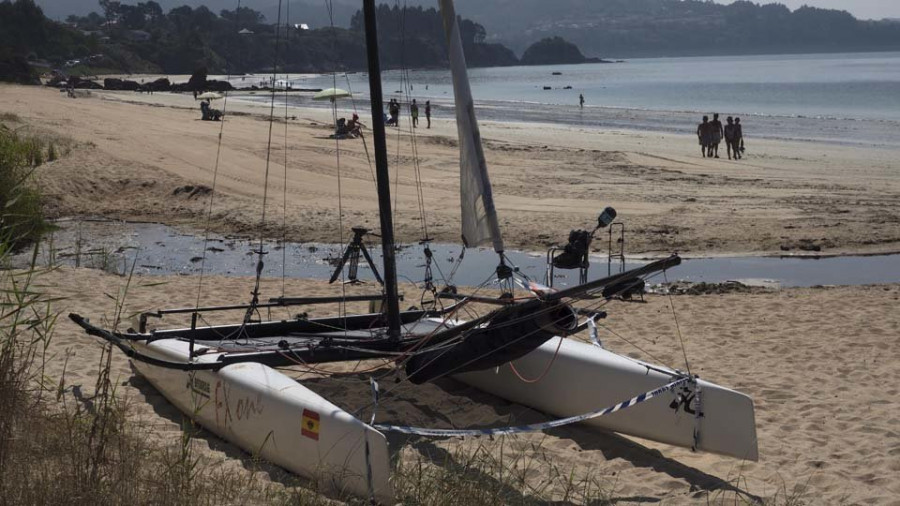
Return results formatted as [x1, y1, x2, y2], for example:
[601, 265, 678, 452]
[329, 227, 384, 285]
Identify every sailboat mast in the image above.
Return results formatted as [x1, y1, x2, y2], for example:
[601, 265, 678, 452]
[362, 0, 402, 339]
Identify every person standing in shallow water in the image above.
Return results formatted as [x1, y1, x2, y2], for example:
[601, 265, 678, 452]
[709, 113, 724, 158]
[425, 100, 431, 129]
[697, 116, 710, 158]
[579, 93, 585, 108]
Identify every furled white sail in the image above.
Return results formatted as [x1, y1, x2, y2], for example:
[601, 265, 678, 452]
[439, 0, 504, 253]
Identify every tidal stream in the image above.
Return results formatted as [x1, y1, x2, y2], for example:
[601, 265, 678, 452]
[18, 220, 900, 289]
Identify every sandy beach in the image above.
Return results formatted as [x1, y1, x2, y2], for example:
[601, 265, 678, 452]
[2, 84, 899, 257]
[3, 83, 900, 504]
[29, 267, 900, 504]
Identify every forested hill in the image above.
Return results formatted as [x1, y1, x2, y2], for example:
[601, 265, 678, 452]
[1, 1, 518, 80]
[444, 0, 900, 57]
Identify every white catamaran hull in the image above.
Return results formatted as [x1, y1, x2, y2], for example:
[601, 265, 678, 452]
[456, 337, 758, 461]
[130, 339, 393, 502]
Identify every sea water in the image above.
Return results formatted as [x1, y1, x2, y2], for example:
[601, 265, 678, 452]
[235, 51, 900, 148]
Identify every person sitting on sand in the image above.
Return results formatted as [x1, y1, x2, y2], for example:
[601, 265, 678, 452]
[345, 113, 363, 137]
[388, 99, 399, 126]
[709, 113, 724, 158]
[724, 116, 737, 160]
[200, 100, 223, 121]
[697, 116, 710, 158]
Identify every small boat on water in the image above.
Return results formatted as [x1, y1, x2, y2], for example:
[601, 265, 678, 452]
[71, 0, 757, 502]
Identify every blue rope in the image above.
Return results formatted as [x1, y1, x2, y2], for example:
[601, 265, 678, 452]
[373, 376, 692, 437]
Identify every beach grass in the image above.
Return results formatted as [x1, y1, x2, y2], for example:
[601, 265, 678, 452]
[1, 120, 49, 250]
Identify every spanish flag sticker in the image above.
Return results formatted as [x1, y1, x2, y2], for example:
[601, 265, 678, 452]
[301, 409, 320, 441]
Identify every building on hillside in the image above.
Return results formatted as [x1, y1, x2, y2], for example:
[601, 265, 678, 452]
[126, 30, 151, 42]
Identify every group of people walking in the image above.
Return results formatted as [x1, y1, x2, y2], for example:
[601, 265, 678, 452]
[386, 98, 431, 128]
[697, 113, 744, 160]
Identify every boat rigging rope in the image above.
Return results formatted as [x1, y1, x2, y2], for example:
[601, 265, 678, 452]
[395, 0, 430, 242]
[595, 321, 672, 371]
[281, 0, 292, 299]
[244, 0, 284, 325]
[195, 0, 243, 311]
[357, 271, 499, 394]
[326, 0, 349, 331]
[340, 73, 378, 186]
[663, 269, 692, 375]
[354, 268, 670, 417]
[507, 333, 564, 384]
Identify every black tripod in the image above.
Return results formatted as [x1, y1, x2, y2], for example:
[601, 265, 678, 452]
[329, 227, 384, 285]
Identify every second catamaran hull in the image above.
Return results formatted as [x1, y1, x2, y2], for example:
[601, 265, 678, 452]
[455, 337, 758, 461]
[129, 339, 393, 502]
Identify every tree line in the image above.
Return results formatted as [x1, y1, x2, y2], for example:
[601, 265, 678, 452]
[1, 0, 536, 81]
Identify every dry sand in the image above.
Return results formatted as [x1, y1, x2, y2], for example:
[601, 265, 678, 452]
[4, 83, 900, 503]
[3, 84, 900, 256]
[31, 268, 900, 504]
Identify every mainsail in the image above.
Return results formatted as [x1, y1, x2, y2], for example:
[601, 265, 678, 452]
[439, 0, 505, 253]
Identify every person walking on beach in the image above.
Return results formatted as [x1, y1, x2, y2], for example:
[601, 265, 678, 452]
[579, 93, 585, 108]
[425, 100, 431, 128]
[697, 116, 710, 158]
[724, 116, 738, 160]
[709, 113, 724, 158]
[410, 99, 419, 128]
[734, 117, 744, 159]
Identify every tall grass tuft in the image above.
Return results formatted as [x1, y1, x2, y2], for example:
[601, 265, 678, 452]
[29, 139, 43, 167]
[0, 124, 47, 250]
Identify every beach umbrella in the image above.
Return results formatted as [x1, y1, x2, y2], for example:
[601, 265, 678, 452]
[197, 92, 224, 100]
[313, 88, 352, 101]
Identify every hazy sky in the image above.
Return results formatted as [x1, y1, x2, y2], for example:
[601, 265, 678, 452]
[718, 0, 900, 20]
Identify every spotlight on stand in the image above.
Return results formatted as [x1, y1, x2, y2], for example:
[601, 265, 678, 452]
[597, 207, 617, 229]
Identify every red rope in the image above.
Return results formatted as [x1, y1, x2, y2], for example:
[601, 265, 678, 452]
[508, 336, 565, 384]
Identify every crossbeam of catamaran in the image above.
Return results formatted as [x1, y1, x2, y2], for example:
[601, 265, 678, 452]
[69, 254, 680, 372]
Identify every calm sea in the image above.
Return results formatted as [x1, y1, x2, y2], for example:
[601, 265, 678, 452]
[235, 52, 900, 148]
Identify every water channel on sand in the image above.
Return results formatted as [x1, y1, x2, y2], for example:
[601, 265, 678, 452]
[20, 220, 900, 289]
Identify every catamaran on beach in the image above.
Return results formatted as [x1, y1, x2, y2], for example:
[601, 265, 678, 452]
[70, 0, 756, 502]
